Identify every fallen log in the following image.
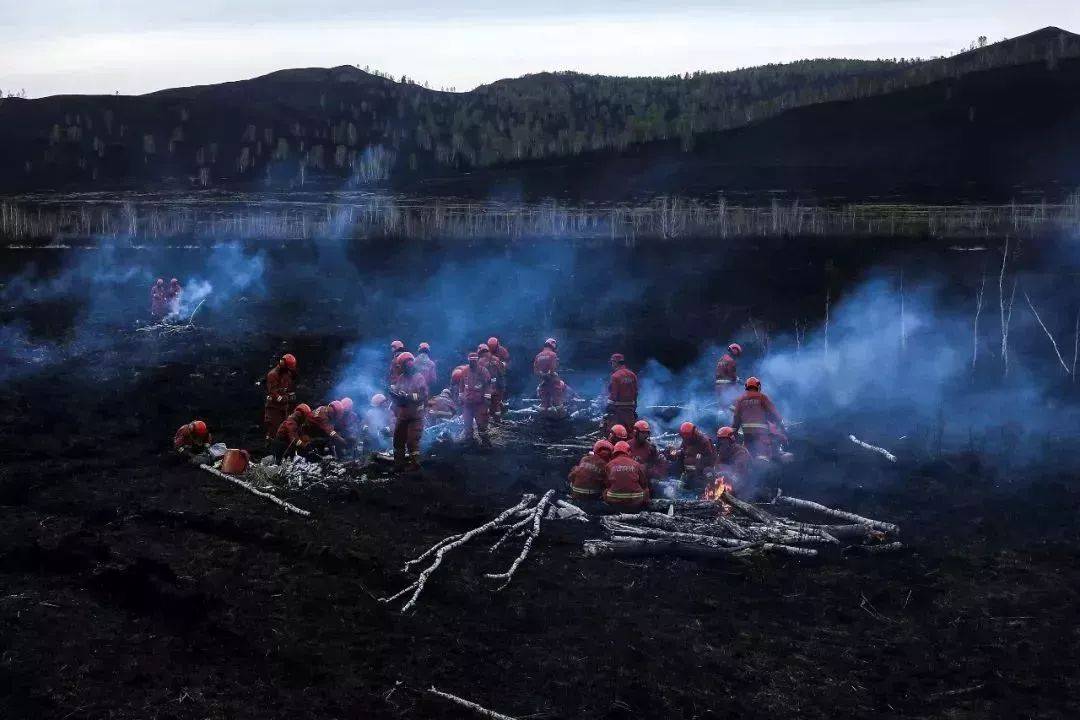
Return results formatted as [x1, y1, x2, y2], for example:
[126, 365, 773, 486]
[849, 435, 898, 462]
[199, 464, 311, 517]
[720, 490, 781, 524]
[603, 520, 752, 548]
[427, 687, 519, 720]
[776, 495, 899, 535]
[486, 490, 555, 590]
[583, 537, 751, 559]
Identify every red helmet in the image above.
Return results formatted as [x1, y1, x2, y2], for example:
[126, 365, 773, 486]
[487, 337, 500, 351]
[418, 342, 430, 353]
[281, 353, 297, 370]
[391, 340, 405, 352]
[371, 393, 387, 406]
[679, 422, 696, 438]
[340, 397, 354, 412]
[329, 400, 344, 417]
[613, 441, 631, 456]
[191, 420, 208, 436]
[544, 338, 557, 349]
[745, 376, 761, 391]
[633, 420, 650, 433]
[610, 424, 628, 440]
[155, 278, 164, 286]
[451, 368, 464, 382]
[294, 403, 312, 417]
[717, 426, 736, 440]
[593, 439, 614, 458]
[728, 343, 742, 356]
[477, 344, 490, 354]
[397, 352, 415, 367]
[610, 353, 625, 364]
[170, 278, 179, 285]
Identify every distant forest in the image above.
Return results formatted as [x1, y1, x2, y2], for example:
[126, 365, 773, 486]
[0, 27, 1076, 190]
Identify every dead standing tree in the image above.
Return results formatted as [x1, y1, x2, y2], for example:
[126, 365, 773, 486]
[998, 237, 1018, 377]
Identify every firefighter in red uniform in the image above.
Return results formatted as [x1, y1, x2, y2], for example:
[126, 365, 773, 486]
[479, 342, 507, 423]
[361, 394, 393, 453]
[303, 400, 348, 456]
[603, 441, 650, 512]
[673, 421, 717, 488]
[337, 396, 361, 457]
[533, 338, 560, 410]
[569, 439, 613, 503]
[449, 366, 467, 405]
[263, 353, 298, 440]
[150, 278, 168, 320]
[174, 420, 211, 458]
[487, 337, 510, 418]
[608, 424, 629, 446]
[166, 278, 183, 317]
[388, 340, 406, 384]
[414, 342, 437, 388]
[605, 353, 638, 433]
[732, 377, 784, 461]
[714, 426, 753, 488]
[459, 352, 494, 446]
[715, 343, 742, 419]
[629, 420, 668, 480]
[389, 352, 429, 468]
[272, 403, 312, 460]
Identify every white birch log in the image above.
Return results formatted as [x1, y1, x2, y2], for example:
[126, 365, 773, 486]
[603, 521, 755, 549]
[486, 490, 555, 590]
[427, 687, 519, 720]
[199, 464, 311, 517]
[583, 537, 750, 559]
[776, 495, 899, 534]
[849, 435, 898, 462]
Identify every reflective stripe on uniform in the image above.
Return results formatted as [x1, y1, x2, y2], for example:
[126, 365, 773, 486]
[741, 423, 769, 430]
[606, 490, 645, 500]
[608, 401, 636, 407]
[715, 379, 733, 384]
[571, 486, 602, 496]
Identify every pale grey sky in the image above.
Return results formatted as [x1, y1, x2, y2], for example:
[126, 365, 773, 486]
[1, 1, 1078, 97]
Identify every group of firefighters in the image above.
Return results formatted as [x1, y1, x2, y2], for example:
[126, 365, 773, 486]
[173, 335, 790, 511]
[149, 278, 183, 321]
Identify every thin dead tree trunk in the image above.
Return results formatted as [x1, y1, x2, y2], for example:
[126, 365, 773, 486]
[998, 238, 1018, 378]
[1073, 306, 1079, 383]
[1023, 291, 1072, 375]
[899, 269, 907, 354]
[824, 289, 831, 363]
[973, 267, 986, 373]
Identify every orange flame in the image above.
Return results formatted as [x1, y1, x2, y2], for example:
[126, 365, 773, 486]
[701, 475, 734, 503]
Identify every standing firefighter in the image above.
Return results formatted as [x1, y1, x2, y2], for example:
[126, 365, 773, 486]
[337, 396, 360, 456]
[460, 352, 494, 446]
[263, 353, 298, 440]
[389, 352, 429, 469]
[603, 441, 650, 512]
[715, 343, 742, 421]
[533, 338, 560, 410]
[605, 353, 638, 433]
[569, 440, 613, 503]
[487, 337, 510, 418]
[165, 278, 183, 317]
[388, 340, 406, 384]
[732, 377, 784, 461]
[481, 341, 507, 423]
[449, 366, 467, 405]
[150, 278, 168, 320]
[414, 342, 437, 388]
[674, 422, 717, 488]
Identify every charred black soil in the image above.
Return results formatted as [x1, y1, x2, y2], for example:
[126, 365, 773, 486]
[2, 234, 1079, 719]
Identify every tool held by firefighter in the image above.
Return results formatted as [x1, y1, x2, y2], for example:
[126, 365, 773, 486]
[263, 353, 298, 440]
[603, 441, 650, 512]
[389, 352, 429, 469]
[732, 377, 786, 461]
[604, 353, 638, 434]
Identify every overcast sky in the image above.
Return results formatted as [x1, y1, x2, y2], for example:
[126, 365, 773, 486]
[2, 1, 1078, 97]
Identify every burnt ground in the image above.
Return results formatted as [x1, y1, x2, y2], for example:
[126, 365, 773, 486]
[2, 321, 1080, 720]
